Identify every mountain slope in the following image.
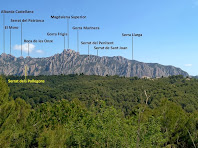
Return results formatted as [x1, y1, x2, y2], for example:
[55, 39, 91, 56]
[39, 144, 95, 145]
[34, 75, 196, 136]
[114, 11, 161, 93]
[0, 49, 189, 77]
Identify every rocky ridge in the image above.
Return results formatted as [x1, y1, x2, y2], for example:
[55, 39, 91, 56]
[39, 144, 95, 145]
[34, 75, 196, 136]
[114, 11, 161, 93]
[0, 49, 189, 78]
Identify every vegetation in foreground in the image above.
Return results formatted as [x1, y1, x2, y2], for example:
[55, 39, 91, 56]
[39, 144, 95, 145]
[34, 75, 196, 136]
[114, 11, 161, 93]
[0, 75, 198, 147]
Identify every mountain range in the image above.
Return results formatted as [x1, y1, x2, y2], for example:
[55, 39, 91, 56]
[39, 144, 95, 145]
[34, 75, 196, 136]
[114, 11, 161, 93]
[0, 49, 189, 78]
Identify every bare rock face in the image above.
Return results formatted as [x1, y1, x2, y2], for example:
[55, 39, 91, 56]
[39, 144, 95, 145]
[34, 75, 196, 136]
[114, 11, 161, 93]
[0, 49, 189, 78]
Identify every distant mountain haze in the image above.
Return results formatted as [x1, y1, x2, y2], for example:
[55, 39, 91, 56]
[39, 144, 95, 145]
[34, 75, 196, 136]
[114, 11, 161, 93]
[0, 49, 189, 78]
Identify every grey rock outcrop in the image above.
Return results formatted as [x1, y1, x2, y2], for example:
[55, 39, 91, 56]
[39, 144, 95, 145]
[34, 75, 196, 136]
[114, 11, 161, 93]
[0, 49, 189, 78]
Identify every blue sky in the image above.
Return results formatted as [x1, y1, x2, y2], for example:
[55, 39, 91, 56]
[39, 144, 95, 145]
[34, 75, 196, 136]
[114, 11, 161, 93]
[0, 0, 198, 75]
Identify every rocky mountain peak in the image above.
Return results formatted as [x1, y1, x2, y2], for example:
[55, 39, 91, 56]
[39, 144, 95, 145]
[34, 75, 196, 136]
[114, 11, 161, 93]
[0, 49, 189, 77]
[62, 49, 80, 55]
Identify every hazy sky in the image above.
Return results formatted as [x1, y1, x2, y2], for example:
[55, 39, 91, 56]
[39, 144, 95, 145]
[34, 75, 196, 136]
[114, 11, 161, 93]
[0, 0, 198, 75]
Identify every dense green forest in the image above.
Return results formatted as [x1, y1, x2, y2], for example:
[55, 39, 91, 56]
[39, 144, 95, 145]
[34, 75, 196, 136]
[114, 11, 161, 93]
[6, 74, 198, 114]
[1, 74, 198, 147]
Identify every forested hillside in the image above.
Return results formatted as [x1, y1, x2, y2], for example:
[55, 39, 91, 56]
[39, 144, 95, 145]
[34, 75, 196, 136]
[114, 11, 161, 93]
[6, 74, 198, 114]
[1, 75, 198, 147]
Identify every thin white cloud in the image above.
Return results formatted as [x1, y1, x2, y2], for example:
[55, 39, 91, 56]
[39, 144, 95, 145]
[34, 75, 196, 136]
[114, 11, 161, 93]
[36, 50, 44, 54]
[13, 43, 35, 53]
[184, 64, 192, 67]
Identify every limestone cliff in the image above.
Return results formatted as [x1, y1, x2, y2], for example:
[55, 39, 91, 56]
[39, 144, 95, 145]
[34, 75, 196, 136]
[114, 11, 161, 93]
[0, 49, 189, 78]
